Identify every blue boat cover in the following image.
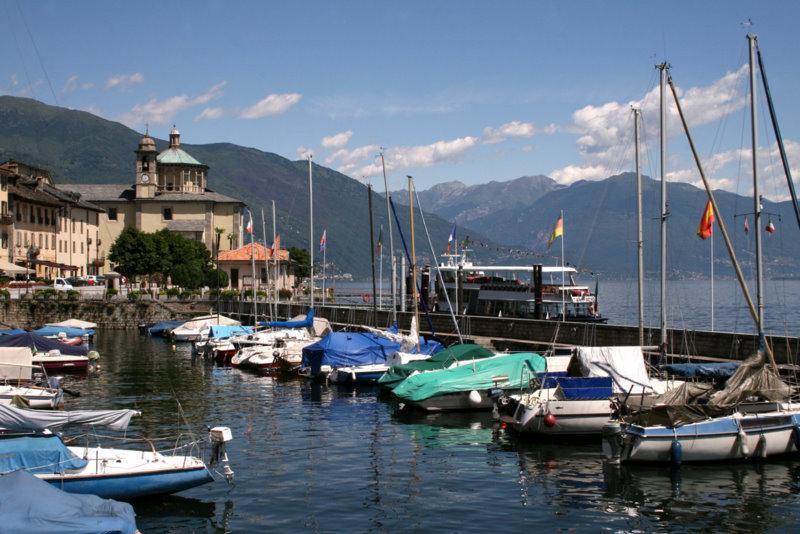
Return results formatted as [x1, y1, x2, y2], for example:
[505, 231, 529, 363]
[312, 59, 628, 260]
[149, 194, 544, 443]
[302, 331, 441, 376]
[552, 376, 614, 400]
[208, 325, 253, 339]
[0, 328, 25, 336]
[0, 469, 137, 533]
[259, 308, 314, 329]
[148, 320, 185, 336]
[0, 332, 88, 356]
[660, 362, 740, 379]
[33, 326, 95, 338]
[0, 436, 87, 474]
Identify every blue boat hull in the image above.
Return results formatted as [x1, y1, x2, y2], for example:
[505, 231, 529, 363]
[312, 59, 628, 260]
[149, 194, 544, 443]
[45, 466, 214, 499]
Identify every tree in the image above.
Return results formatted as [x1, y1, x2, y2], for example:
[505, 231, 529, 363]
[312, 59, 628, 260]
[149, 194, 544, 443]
[287, 247, 310, 279]
[108, 227, 164, 278]
[205, 268, 229, 288]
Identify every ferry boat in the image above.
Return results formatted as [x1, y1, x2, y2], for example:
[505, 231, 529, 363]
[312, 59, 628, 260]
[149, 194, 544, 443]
[430, 249, 606, 323]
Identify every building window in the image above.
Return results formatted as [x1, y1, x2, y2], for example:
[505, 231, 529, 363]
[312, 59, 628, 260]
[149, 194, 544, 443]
[260, 268, 267, 284]
[80, 242, 84, 254]
[15, 208, 21, 222]
[163, 208, 173, 220]
[29, 206, 33, 223]
[0, 201, 6, 215]
[37, 207, 42, 225]
[1, 233, 7, 249]
[37, 234, 42, 248]
[72, 241, 75, 253]
[0, 176, 6, 191]
[107, 208, 117, 221]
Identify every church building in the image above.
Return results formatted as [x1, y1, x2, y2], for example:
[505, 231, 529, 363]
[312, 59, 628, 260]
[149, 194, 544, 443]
[69, 127, 245, 274]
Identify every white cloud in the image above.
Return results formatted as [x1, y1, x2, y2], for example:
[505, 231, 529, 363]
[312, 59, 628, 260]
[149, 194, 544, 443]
[105, 72, 144, 90]
[194, 107, 225, 122]
[239, 93, 301, 119]
[321, 130, 353, 149]
[117, 82, 226, 127]
[482, 121, 535, 144]
[356, 136, 480, 177]
[62, 75, 79, 93]
[296, 146, 313, 159]
[550, 65, 750, 187]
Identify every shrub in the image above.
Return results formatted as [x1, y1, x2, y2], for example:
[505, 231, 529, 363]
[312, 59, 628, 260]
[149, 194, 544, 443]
[165, 287, 181, 298]
[34, 288, 57, 300]
[65, 289, 80, 301]
[105, 288, 118, 299]
[127, 290, 141, 301]
[278, 288, 292, 300]
[0, 289, 10, 301]
[179, 289, 195, 300]
[220, 289, 240, 300]
[256, 290, 268, 300]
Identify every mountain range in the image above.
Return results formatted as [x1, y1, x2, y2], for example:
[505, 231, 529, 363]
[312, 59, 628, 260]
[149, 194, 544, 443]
[1, 94, 798, 280]
[0, 96, 500, 278]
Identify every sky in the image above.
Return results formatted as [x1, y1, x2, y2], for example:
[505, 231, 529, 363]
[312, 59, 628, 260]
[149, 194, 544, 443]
[2, 0, 800, 197]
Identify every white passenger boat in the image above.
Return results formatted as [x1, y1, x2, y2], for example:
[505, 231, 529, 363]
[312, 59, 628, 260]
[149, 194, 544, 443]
[171, 315, 240, 342]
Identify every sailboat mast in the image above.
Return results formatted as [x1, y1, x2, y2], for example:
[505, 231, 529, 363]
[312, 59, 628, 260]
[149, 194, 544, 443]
[368, 183, 378, 323]
[272, 200, 277, 318]
[408, 176, 420, 349]
[380, 151, 397, 323]
[633, 107, 644, 345]
[261, 208, 273, 322]
[749, 33, 765, 336]
[658, 62, 669, 351]
[308, 155, 314, 308]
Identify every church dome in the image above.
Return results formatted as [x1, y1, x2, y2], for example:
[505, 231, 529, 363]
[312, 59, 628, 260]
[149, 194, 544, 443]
[138, 134, 156, 152]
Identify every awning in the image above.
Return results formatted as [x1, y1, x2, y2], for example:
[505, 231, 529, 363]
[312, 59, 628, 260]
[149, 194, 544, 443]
[29, 260, 79, 271]
[0, 260, 34, 275]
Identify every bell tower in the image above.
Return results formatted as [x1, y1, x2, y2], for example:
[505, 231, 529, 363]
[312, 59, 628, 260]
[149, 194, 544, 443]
[135, 127, 157, 199]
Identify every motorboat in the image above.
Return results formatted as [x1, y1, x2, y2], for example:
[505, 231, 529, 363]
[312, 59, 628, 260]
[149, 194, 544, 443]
[378, 343, 495, 389]
[0, 404, 235, 499]
[602, 352, 800, 464]
[0, 347, 63, 408]
[497, 346, 679, 438]
[171, 314, 240, 342]
[392, 352, 546, 412]
[0, 384, 62, 409]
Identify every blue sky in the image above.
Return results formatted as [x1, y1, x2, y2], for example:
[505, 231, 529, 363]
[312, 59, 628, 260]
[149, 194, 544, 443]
[2, 1, 800, 195]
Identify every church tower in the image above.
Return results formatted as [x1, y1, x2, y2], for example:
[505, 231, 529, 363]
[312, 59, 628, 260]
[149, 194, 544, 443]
[135, 129, 157, 199]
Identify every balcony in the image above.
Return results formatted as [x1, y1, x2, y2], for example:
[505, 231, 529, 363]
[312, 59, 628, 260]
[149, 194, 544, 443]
[91, 256, 106, 267]
[0, 213, 12, 226]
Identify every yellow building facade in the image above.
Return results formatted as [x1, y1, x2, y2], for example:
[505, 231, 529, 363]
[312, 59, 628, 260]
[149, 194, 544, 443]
[69, 127, 245, 274]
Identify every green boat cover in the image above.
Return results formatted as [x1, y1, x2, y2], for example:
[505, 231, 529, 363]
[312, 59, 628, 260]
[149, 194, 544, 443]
[392, 352, 546, 402]
[378, 344, 494, 388]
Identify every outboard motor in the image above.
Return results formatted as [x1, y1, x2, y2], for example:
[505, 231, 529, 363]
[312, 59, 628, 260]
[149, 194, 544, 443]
[602, 422, 623, 465]
[209, 426, 235, 483]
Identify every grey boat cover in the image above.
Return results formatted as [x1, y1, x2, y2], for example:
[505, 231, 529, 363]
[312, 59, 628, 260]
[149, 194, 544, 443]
[0, 469, 137, 533]
[570, 346, 653, 394]
[0, 404, 140, 432]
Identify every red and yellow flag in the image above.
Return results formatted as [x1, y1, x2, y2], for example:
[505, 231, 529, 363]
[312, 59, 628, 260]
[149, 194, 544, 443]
[696, 199, 715, 240]
[547, 214, 563, 249]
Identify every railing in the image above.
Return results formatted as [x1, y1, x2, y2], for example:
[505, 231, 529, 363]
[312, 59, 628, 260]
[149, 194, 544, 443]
[0, 213, 12, 225]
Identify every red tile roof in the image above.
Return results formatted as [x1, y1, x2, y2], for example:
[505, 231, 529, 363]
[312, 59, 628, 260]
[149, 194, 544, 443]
[218, 242, 288, 262]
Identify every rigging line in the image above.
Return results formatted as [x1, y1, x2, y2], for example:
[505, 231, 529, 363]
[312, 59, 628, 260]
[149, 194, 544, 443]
[14, 0, 58, 105]
[4, 0, 36, 99]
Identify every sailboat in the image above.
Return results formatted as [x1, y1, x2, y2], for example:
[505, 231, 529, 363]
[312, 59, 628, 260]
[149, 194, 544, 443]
[603, 34, 800, 465]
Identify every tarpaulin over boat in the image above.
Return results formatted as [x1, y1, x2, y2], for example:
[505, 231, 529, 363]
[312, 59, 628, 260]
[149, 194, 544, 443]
[0, 469, 137, 533]
[33, 326, 95, 338]
[208, 325, 253, 339]
[148, 320, 185, 336]
[302, 332, 441, 377]
[660, 362, 739, 379]
[261, 308, 314, 329]
[0, 333, 88, 356]
[0, 329, 25, 336]
[0, 436, 87, 474]
[708, 352, 793, 406]
[379, 344, 493, 387]
[570, 346, 652, 394]
[392, 353, 546, 402]
[0, 404, 140, 432]
[46, 319, 98, 330]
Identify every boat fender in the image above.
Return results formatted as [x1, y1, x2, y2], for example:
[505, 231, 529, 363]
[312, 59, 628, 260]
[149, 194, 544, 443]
[670, 440, 682, 466]
[543, 413, 557, 427]
[468, 390, 482, 406]
[737, 427, 750, 457]
[756, 435, 768, 458]
[793, 425, 800, 451]
[87, 350, 100, 361]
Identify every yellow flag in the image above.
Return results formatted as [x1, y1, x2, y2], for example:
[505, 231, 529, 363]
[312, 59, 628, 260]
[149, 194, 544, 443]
[547, 215, 563, 249]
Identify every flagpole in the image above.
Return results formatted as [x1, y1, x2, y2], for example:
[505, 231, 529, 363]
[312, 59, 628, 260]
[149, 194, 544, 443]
[711, 224, 714, 331]
[560, 209, 566, 322]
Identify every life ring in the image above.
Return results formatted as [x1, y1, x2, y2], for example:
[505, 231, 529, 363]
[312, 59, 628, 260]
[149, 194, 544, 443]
[362, 293, 371, 303]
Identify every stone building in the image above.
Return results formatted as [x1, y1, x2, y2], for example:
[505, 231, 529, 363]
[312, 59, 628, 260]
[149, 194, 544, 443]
[0, 160, 103, 278]
[68, 126, 245, 274]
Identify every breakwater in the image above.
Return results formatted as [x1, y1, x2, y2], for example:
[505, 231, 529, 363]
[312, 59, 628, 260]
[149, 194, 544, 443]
[218, 301, 800, 364]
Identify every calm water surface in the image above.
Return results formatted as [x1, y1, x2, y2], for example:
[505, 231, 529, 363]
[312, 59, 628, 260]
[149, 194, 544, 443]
[63, 331, 800, 532]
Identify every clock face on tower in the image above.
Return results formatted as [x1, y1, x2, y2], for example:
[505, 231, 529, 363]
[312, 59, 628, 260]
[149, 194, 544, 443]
[141, 174, 150, 184]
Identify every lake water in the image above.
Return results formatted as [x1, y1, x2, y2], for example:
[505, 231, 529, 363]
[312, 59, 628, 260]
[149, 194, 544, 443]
[63, 329, 800, 532]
